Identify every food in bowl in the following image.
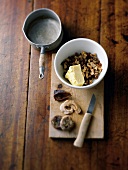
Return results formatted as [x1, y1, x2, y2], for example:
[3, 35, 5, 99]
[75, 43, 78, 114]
[61, 51, 102, 86]
[54, 38, 108, 89]
[65, 64, 85, 86]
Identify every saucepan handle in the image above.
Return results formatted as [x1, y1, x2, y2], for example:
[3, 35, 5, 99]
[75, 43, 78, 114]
[39, 47, 45, 79]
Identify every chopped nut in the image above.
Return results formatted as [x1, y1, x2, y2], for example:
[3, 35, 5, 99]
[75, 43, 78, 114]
[64, 63, 68, 69]
[90, 62, 96, 68]
[90, 69, 94, 75]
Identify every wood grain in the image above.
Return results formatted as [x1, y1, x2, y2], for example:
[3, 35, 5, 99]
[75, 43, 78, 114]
[0, 0, 32, 169]
[49, 54, 104, 139]
[99, 0, 128, 169]
[0, 0, 128, 170]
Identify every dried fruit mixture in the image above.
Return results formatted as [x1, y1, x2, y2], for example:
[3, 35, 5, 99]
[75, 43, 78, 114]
[61, 51, 102, 86]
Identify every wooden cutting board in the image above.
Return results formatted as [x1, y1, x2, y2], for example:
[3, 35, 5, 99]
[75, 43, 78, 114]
[49, 54, 104, 138]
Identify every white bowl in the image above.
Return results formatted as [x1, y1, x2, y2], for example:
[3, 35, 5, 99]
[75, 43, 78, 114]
[54, 38, 108, 89]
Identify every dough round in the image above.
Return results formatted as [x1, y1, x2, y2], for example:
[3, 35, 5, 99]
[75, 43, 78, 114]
[60, 100, 81, 115]
[51, 115, 62, 130]
[60, 115, 75, 131]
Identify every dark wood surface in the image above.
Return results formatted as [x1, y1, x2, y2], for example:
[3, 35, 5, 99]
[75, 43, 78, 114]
[0, 0, 128, 170]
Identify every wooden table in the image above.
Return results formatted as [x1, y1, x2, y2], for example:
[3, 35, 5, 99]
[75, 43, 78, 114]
[0, 0, 128, 170]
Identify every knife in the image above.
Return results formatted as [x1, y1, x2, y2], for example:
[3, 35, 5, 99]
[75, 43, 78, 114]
[73, 94, 96, 147]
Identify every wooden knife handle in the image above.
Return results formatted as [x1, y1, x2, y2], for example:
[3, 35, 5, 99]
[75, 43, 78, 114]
[73, 113, 92, 147]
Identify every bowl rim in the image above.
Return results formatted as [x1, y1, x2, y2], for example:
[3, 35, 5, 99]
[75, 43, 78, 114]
[54, 38, 108, 89]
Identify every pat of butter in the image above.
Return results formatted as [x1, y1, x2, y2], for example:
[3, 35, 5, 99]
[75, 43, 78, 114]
[65, 64, 85, 86]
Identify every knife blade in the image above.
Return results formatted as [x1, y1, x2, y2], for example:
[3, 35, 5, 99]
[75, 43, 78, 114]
[73, 94, 96, 147]
[87, 94, 96, 113]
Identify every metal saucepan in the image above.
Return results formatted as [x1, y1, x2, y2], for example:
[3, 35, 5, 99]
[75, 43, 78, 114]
[22, 8, 63, 79]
